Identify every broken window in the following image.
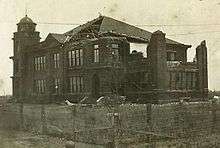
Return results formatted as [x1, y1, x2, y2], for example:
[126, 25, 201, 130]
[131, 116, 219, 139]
[129, 43, 148, 58]
[111, 43, 119, 61]
[167, 52, 176, 61]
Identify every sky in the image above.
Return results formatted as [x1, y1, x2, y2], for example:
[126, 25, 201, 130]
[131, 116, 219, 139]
[0, 0, 220, 95]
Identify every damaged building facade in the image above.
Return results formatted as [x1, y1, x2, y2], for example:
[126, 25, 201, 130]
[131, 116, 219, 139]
[10, 15, 208, 103]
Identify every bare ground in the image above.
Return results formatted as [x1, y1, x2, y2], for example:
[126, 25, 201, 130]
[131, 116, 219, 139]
[0, 130, 66, 148]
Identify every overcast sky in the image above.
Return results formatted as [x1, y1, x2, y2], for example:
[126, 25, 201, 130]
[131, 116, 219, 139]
[0, 0, 220, 95]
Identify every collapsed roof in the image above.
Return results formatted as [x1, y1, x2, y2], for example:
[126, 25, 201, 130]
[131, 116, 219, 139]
[46, 16, 190, 46]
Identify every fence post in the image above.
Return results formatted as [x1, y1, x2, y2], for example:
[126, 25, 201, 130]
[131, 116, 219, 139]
[211, 100, 217, 133]
[41, 105, 47, 134]
[113, 106, 120, 148]
[146, 103, 152, 130]
[146, 103, 155, 148]
[19, 103, 24, 130]
[71, 105, 76, 141]
[178, 101, 186, 137]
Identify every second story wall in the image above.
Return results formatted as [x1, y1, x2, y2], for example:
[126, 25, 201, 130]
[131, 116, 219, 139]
[166, 44, 189, 63]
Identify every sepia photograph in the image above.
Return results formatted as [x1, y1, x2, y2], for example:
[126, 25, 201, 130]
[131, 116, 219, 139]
[0, 0, 219, 147]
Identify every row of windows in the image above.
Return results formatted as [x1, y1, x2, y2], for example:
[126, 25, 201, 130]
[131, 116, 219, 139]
[34, 53, 60, 71]
[94, 44, 120, 63]
[94, 43, 118, 49]
[170, 72, 197, 90]
[34, 43, 120, 71]
[34, 77, 84, 94]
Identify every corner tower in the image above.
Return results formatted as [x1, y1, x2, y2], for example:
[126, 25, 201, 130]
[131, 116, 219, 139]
[11, 15, 40, 99]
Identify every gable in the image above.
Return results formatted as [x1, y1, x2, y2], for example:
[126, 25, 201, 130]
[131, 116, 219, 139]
[45, 33, 67, 43]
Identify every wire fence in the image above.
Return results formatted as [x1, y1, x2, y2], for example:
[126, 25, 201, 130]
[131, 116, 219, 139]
[0, 101, 219, 147]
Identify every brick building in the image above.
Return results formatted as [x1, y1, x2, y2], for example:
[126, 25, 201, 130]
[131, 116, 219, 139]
[10, 15, 208, 103]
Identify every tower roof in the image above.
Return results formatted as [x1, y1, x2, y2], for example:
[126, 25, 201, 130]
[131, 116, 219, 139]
[18, 15, 35, 24]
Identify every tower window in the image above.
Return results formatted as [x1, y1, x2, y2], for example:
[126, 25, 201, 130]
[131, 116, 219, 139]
[34, 56, 46, 71]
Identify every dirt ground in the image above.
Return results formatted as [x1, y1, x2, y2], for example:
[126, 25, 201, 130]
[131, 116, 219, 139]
[0, 129, 220, 148]
[0, 130, 66, 148]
